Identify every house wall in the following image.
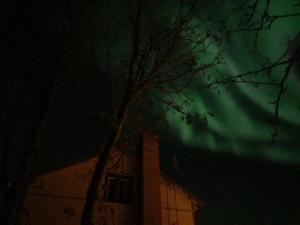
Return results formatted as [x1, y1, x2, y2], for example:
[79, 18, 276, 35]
[20, 148, 139, 225]
[160, 179, 197, 225]
[20, 134, 199, 225]
[94, 148, 139, 225]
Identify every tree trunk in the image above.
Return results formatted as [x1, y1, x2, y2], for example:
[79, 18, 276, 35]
[1, 73, 60, 225]
[1, 1, 92, 222]
[80, 91, 132, 225]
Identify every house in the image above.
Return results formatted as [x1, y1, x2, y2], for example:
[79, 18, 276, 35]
[19, 132, 204, 225]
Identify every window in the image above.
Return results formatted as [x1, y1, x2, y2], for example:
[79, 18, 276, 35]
[103, 174, 133, 204]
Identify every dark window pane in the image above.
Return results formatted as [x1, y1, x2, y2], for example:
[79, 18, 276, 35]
[104, 175, 133, 204]
[107, 179, 118, 202]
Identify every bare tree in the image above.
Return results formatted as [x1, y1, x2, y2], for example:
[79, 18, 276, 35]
[205, 0, 300, 141]
[80, 0, 221, 224]
[0, 1, 96, 224]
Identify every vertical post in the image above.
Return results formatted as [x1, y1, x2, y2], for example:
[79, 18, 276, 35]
[142, 132, 162, 225]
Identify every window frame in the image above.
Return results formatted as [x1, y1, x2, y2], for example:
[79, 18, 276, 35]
[103, 173, 133, 204]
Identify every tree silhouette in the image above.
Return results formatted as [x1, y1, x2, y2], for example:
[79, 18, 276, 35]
[205, 0, 300, 141]
[1, 0, 298, 224]
[80, 0, 221, 224]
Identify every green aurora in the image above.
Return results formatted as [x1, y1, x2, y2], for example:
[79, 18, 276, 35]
[165, 0, 300, 163]
[96, 0, 299, 163]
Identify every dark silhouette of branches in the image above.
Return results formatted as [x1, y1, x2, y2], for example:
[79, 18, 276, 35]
[219, 0, 300, 45]
[206, 0, 300, 141]
[80, 0, 221, 224]
[0, 0, 102, 223]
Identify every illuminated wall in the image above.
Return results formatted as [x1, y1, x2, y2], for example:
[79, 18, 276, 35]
[20, 134, 202, 225]
[20, 149, 138, 225]
[161, 178, 201, 225]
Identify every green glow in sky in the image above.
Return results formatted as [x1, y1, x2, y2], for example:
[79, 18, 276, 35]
[165, 0, 300, 163]
[96, 0, 299, 163]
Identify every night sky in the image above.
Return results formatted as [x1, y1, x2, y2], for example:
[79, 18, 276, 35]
[160, 133, 300, 225]
[160, 1, 300, 224]
[1, 0, 300, 225]
[164, 0, 300, 163]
